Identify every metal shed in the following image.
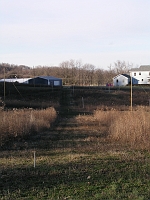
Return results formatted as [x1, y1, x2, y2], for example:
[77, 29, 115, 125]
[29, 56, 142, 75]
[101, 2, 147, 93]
[28, 76, 62, 87]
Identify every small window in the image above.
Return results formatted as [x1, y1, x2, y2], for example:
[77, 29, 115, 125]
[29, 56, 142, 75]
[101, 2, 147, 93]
[142, 79, 143, 81]
[139, 72, 141, 75]
[134, 73, 136, 76]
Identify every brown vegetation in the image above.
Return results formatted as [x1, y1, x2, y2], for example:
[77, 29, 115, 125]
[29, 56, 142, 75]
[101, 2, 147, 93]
[1, 85, 150, 150]
[76, 106, 150, 149]
[0, 107, 57, 146]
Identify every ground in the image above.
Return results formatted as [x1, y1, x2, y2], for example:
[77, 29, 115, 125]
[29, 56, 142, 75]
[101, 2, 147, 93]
[0, 86, 150, 199]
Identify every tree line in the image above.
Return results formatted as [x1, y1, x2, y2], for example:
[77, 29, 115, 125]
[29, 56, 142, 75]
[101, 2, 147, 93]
[0, 60, 134, 86]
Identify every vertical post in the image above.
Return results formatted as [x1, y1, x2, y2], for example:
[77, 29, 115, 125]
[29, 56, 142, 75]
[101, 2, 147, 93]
[79, 67, 80, 86]
[130, 72, 132, 111]
[109, 85, 110, 93]
[33, 66, 35, 87]
[72, 85, 74, 95]
[82, 97, 84, 109]
[34, 151, 36, 168]
[4, 67, 5, 107]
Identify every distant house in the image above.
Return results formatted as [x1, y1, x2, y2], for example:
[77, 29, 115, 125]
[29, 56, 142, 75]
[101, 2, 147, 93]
[113, 65, 150, 86]
[129, 65, 150, 84]
[113, 74, 132, 86]
[28, 76, 62, 87]
[0, 78, 31, 84]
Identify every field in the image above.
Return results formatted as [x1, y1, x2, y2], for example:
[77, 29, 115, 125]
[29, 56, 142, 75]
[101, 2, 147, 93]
[1, 85, 150, 199]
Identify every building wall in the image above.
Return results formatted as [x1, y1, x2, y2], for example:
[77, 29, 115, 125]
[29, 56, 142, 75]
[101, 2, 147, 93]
[29, 77, 48, 85]
[113, 75, 129, 86]
[48, 80, 62, 86]
[29, 77, 62, 86]
[130, 71, 150, 84]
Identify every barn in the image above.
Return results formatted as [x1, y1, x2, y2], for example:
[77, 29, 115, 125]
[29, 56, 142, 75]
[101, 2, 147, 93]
[28, 76, 62, 87]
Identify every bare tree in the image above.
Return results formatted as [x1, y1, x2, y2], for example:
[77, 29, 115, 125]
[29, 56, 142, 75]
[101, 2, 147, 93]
[113, 60, 132, 74]
[95, 69, 105, 85]
[59, 61, 71, 85]
[75, 60, 82, 86]
[0, 60, 135, 86]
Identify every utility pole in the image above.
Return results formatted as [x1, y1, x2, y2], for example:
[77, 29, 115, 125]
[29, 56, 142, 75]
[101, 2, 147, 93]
[4, 67, 5, 107]
[130, 72, 132, 111]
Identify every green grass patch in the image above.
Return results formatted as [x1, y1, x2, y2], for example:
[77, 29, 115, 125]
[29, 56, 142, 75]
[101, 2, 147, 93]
[0, 150, 150, 199]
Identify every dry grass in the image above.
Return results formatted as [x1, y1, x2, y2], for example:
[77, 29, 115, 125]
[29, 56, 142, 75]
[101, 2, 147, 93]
[0, 107, 57, 146]
[109, 109, 150, 148]
[76, 106, 150, 149]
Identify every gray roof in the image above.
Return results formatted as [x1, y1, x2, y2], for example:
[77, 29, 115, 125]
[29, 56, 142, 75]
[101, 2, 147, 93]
[130, 65, 150, 71]
[38, 76, 62, 80]
[140, 65, 150, 70]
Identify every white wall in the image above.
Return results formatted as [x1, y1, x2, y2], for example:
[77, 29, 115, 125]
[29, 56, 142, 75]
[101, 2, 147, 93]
[113, 75, 129, 86]
[130, 71, 150, 84]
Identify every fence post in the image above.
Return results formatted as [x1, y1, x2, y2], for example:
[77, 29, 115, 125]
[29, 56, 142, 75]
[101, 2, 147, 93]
[33, 151, 36, 168]
[82, 97, 84, 109]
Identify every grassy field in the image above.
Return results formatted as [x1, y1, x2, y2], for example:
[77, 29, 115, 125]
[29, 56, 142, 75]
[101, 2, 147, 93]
[0, 86, 150, 199]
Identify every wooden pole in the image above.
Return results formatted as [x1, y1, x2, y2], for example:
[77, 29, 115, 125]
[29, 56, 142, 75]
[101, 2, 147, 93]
[82, 97, 84, 109]
[34, 151, 36, 168]
[4, 67, 5, 107]
[130, 72, 132, 111]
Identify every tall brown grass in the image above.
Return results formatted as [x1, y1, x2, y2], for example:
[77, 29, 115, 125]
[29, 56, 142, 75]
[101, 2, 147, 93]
[76, 106, 150, 149]
[109, 108, 150, 148]
[0, 107, 57, 145]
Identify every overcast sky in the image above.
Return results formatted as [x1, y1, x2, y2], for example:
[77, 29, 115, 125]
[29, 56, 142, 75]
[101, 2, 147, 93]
[0, 0, 150, 69]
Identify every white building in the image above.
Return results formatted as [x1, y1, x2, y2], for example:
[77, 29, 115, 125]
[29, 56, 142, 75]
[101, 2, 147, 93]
[0, 78, 31, 84]
[113, 74, 131, 86]
[129, 65, 150, 84]
[113, 65, 150, 86]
